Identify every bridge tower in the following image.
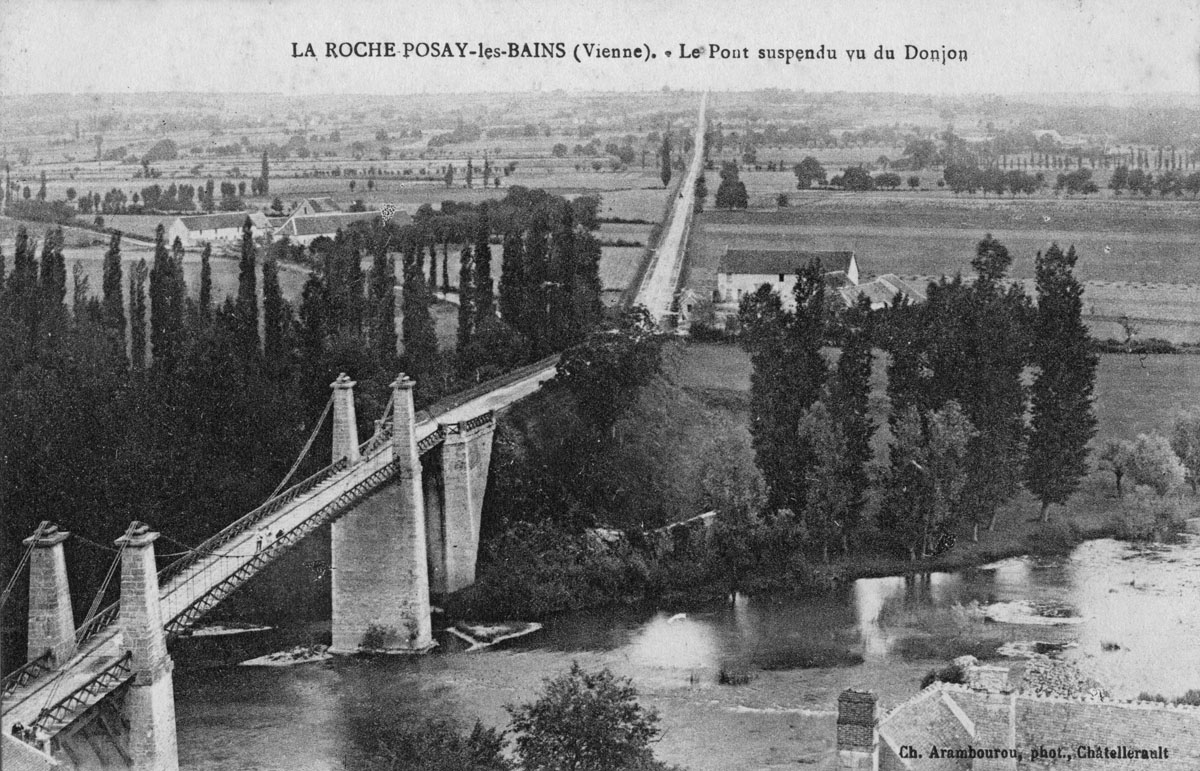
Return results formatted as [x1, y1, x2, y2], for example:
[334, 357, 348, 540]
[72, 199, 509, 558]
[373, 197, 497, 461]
[329, 373, 433, 653]
[25, 523, 77, 666]
[430, 414, 496, 595]
[117, 522, 179, 771]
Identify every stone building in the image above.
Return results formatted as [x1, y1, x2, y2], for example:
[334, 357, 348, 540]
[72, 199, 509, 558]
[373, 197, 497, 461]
[715, 248, 859, 307]
[166, 211, 272, 247]
[836, 664, 1200, 769]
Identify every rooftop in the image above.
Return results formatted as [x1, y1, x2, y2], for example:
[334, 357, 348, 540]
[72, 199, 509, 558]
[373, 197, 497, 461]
[176, 212, 270, 231]
[718, 248, 855, 276]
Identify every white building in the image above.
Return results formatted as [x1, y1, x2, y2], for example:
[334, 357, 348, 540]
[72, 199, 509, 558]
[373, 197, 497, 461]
[273, 210, 411, 246]
[839, 274, 926, 309]
[715, 248, 859, 308]
[167, 212, 272, 247]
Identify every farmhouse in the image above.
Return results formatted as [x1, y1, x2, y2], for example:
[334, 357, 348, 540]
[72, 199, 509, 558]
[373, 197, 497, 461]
[167, 212, 272, 247]
[840, 274, 926, 310]
[273, 209, 410, 245]
[716, 248, 859, 308]
[836, 664, 1200, 770]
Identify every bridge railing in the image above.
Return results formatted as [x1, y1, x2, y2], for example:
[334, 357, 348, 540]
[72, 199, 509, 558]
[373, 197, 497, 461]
[157, 456, 351, 588]
[74, 602, 121, 647]
[359, 417, 394, 457]
[29, 651, 133, 734]
[0, 651, 53, 699]
[164, 458, 403, 638]
[422, 354, 560, 422]
[416, 424, 445, 455]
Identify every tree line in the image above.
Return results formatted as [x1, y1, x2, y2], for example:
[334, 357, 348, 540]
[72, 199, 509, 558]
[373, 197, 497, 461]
[737, 235, 1098, 563]
[0, 183, 606, 667]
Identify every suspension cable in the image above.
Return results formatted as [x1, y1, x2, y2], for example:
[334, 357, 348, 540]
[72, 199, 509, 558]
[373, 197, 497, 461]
[266, 394, 334, 501]
[0, 521, 47, 610]
[77, 523, 134, 635]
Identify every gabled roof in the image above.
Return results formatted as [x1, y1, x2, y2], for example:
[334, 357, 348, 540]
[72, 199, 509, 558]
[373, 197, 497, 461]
[278, 210, 376, 234]
[840, 274, 926, 307]
[718, 249, 855, 276]
[176, 212, 271, 232]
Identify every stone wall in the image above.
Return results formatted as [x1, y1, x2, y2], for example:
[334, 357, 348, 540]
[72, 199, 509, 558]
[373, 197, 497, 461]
[1016, 697, 1200, 769]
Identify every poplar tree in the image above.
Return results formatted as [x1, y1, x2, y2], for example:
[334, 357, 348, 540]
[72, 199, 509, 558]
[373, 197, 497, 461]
[37, 228, 67, 353]
[298, 272, 328, 364]
[783, 259, 830, 507]
[9, 227, 39, 360]
[101, 231, 126, 360]
[235, 218, 259, 356]
[660, 131, 672, 188]
[473, 205, 495, 323]
[368, 246, 397, 361]
[428, 242, 439, 291]
[546, 203, 577, 351]
[1025, 244, 1098, 520]
[149, 224, 185, 372]
[198, 242, 213, 326]
[260, 150, 270, 196]
[571, 229, 604, 339]
[129, 259, 148, 370]
[498, 228, 526, 331]
[961, 236, 1030, 534]
[828, 297, 874, 544]
[39, 227, 66, 306]
[401, 242, 440, 401]
[738, 260, 827, 516]
[262, 250, 287, 366]
[523, 216, 551, 356]
[456, 243, 475, 355]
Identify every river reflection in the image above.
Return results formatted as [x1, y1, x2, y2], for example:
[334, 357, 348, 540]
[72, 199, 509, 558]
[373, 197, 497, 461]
[174, 536, 1200, 770]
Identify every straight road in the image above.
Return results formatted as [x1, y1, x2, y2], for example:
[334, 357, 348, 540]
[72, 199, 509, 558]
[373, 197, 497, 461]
[634, 94, 707, 325]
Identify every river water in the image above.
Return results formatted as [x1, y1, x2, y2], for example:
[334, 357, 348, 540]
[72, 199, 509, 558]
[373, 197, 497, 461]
[172, 536, 1200, 770]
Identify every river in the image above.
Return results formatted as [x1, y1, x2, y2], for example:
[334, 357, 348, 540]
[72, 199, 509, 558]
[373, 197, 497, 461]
[172, 535, 1200, 770]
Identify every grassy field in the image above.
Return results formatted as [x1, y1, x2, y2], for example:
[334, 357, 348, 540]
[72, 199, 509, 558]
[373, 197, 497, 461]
[673, 343, 1200, 447]
[687, 195, 1200, 340]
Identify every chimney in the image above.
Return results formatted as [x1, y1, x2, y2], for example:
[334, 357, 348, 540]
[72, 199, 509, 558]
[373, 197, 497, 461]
[836, 689, 879, 771]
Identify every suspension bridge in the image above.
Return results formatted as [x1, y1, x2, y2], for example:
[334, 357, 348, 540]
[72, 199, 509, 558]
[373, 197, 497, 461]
[1, 92, 707, 771]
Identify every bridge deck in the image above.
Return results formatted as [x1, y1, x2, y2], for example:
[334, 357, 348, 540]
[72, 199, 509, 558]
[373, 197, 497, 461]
[1, 358, 560, 739]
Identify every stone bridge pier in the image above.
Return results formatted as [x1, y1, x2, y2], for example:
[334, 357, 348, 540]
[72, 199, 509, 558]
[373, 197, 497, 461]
[327, 372, 498, 651]
[118, 524, 179, 771]
[424, 413, 496, 597]
[25, 524, 77, 668]
[329, 373, 434, 653]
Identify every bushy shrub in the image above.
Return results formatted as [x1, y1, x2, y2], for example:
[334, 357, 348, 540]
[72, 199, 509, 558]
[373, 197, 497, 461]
[1024, 519, 1081, 555]
[1138, 690, 1200, 706]
[921, 663, 966, 689]
[1112, 493, 1188, 542]
[369, 719, 511, 771]
[508, 663, 680, 771]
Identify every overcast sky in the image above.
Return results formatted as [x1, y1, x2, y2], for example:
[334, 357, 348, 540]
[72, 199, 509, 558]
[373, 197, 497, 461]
[2, 0, 1198, 96]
